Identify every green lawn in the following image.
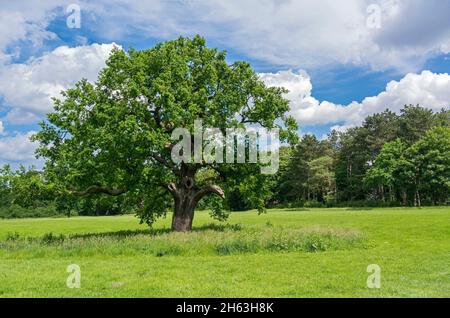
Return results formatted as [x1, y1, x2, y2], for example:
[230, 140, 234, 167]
[0, 207, 449, 297]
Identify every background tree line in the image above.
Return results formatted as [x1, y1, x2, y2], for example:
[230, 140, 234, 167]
[267, 105, 450, 208]
[0, 105, 448, 218]
[0, 164, 131, 218]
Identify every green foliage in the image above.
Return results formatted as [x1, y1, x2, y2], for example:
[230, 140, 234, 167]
[364, 126, 450, 205]
[334, 106, 449, 202]
[364, 138, 407, 199]
[41, 232, 66, 245]
[270, 105, 449, 207]
[308, 156, 335, 203]
[0, 164, 134, 219]
[208, 196, 230, 221]
[404, 126, 450, 204]
[0, 205, 62, 219]
[5, 232, 20, 241]
[1, 40, 448, 222]
[278, 135, 335, 204]
[32, 35, 297, 227]
[0, 165, 63, 218]
[398, 105, 440, 145]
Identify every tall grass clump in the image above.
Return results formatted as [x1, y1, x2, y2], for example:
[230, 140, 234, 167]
[0, 223, 368, 258]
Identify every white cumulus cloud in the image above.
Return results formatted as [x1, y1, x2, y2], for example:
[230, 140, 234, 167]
[2, 1, 450, 72]
[0, 43, 119, 124]
[0, 131, 38, 164]
[260, 70, 450, 128]
[80, 0, 450, 72]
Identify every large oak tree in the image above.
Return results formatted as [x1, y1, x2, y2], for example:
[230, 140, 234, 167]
[33, 36, 297, 231]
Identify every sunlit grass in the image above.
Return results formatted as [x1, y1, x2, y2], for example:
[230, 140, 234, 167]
[1, 223, 367, 258]
[0, 207, 449, 297]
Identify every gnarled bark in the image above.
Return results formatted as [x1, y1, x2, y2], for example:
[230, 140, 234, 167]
[168, 173, 225, 232]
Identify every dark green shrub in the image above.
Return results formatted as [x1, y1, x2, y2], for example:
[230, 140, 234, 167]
[6, 232, 20, 241]
[41, 232, 66, 244]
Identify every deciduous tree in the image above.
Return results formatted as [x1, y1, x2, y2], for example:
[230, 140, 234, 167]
[33, 36, 297, 231]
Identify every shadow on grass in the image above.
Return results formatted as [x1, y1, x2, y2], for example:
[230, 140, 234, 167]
[194, 223, 242, 232]
[345, 207, 374, 211]
[69, 228, 169, 240]
[67, 223, 242, 240]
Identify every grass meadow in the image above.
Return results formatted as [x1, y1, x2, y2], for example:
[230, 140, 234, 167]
[0, 207, 449, 297]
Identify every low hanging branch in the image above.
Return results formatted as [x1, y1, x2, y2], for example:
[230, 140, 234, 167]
[192, 184, 225, 204]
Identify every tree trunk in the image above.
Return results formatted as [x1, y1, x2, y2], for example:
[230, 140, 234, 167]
[402, 190, 407, 206]
[168, 167, 225, 232]
[172, 198, 195, 232]
[170, 171, 197, 232]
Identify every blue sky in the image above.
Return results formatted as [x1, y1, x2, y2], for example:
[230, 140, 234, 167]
[0, 0, 449, 168]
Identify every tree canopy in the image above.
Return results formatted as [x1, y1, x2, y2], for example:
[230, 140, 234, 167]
[33, 35, 297, 231]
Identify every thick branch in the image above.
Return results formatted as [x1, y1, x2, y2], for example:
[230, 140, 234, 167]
[149, 105, 163, 128]
[167, 182, 181, 201]
[240, 118, 265, 126]
[150, 153, 183, 177]
[150, 106, 175, 133]
[70, 186, 127, 197]
[151, 153, 173, 168]
[192, 184, 225, 204]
